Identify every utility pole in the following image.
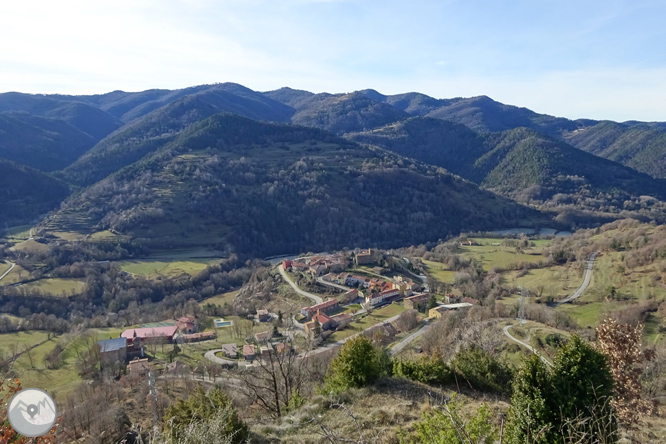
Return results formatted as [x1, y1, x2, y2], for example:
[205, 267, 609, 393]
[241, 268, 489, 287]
[518, 287, 527, 324]
[148, 370, 160, 438]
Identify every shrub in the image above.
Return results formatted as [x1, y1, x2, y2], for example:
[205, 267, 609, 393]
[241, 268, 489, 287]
[393, 356, 452, 385]
[323, 335, 390, 393]
[450, 345, 513, 394]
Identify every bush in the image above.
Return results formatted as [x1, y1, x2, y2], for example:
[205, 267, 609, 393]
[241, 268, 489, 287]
[163, 386, 248, 444]
[393, 356, 452, 385]
[323, 335, 390, 393]
[450, 345, 513, 394]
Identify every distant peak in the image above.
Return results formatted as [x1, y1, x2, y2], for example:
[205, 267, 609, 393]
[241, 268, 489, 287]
[357, 89, 386, 102]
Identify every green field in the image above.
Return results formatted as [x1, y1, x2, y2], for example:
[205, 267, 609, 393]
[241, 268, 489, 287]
[0, 263, 33, 286]
[458, 238, 547, 271]
[504, 265, 582, 299]
[10, 239, 49, 254]
[327, 304, 406, 343]
[0, 225, 32, 242]
[21, 278, 86, 296]
[558, 302, 607, 328]
[200, 290, 240, 307]
[118, 259, 214, 278]
[422, 260, 456, 283]
[0, 327, 124, 400]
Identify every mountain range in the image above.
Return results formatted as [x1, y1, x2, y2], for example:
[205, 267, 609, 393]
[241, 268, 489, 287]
[2, 82, 666, 255]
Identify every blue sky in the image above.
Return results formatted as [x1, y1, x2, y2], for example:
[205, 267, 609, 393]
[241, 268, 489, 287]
[1, 0, 664, 121]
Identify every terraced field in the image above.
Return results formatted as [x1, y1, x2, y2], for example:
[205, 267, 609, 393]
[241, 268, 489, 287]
[118, 259, 214, 278]
[21, 278, 87, 297]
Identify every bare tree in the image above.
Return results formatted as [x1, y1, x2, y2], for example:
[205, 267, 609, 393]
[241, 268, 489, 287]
[238, 336, 307, 418]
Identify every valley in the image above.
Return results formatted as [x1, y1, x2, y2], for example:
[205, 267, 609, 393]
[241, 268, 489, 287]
[1, 83, 666, 443]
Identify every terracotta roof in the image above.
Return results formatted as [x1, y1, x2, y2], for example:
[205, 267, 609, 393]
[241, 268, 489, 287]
[243, 344, 255, 355]
[121, 326, 178, 339]
[313, 312, 332, 324]
[303, 299, 339, 313]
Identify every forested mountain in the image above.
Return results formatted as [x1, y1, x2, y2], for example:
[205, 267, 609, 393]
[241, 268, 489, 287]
[349, 119, 666, 225]
[61, 86, 293, 187]
[563, 121, 666, 178]
[41, 114, 546, 256]
[2, 81, 666, 237]
[286, 91, 409, 135]
[0, 112, 94, 171]
[0, 92, 121, 140]
[0, 158, 70, 226]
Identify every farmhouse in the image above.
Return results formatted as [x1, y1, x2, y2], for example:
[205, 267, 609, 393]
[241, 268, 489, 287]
[176, 316, 198, 334]
[305, 312, 334, 334]
[243, 344, 256, 362]
[98, 337, 128, 367]
[282, 259, 292, 270]
[429, 302, 474, 318]
[346, 275, 370, 288]
[255, 331, 272, 343]
[365, 288, 400, 307]
[257, 309, 271, 322]
[301, 299, 339, 318]
[127, 358, 151, 376]
[121, 326, 178, 344]
[221, 343, 237, 359]
[404, 293, 429, 311]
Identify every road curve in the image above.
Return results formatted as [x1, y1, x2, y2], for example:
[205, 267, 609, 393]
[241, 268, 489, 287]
[278, 266, 323, 305]
[390, 320, 432, 356]
[556, 251, 599, 305]
[0, 261, 16, 282]
[204, 349, 243, 366]
[503, 324, 553, 367]
[316, 277, 348, 292]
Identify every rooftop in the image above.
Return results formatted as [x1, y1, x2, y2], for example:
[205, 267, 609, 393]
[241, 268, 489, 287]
[121, 325, 178, 339]
[98, 337, 127, 353]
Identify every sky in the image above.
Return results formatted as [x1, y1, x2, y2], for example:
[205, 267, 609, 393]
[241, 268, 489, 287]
[1, 0, 665, 121]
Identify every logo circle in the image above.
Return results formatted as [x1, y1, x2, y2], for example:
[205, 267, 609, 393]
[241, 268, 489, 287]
[7, 388, 57, 437]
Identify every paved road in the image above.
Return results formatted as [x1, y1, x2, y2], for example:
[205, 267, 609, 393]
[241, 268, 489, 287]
[204, 349, 244, 366]
[556, 251, 599, 305]
[316, 277, 349, 292]
[278, 266, 323, 305]
[0, 261, 16, 282]
[390, 320, 432, 356]
[305, 313, 402, 357]
[503, 324, 553, 367]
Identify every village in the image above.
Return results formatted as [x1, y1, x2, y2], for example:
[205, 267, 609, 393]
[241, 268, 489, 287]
[94, 248, 479, 375]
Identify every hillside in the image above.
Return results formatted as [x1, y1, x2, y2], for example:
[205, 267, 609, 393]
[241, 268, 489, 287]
[288, 91, 409, 135]
[0, 158, 70, 226]
[62, 87, 296, 187]
[41, 114, 546, 256]
[0, 92, 121, 140]
[350, 120, 666, 225]
[564, 121, 666, 179]
[80, 82, 293, 123]
[0, 112, 95, 171]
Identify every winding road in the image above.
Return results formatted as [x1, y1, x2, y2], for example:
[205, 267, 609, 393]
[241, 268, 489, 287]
[0, 261, 16, 282]
[502, 251, 600, 366]
[503, 324, 553, 367]
[390, 320, 432, 356]
[278, 266, 323, 304]
[555, 251, 599, 305]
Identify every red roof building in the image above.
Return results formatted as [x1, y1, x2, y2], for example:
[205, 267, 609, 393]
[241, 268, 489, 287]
[301, 299, 339, 318]
[121, 326, 178, 343]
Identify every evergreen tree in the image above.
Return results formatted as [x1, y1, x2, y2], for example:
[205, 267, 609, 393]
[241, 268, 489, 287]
[324, 335, 389, 393]
[163, 385, 248, 444]
[505, 336, 617, 444]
